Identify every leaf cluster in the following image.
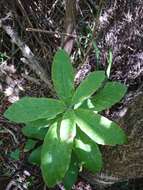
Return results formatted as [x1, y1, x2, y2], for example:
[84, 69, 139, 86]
[4, 49, 127, 189]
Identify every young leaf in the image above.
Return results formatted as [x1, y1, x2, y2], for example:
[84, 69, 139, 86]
[4, 97, 65, 123]
[28, 145, 42, 165]
[74, 128, 102, 173]
[22, 125, 48, 140]
[89, 82, 127, 112]
[60, 110, 76, 143]
[74, 109, 127, 145]
[72, 71, 105, 107]
[52, 49, 74, 104]
[24, 139, 37, 152]
[41, 122, 73, 187]
[63, 154, 78, 190]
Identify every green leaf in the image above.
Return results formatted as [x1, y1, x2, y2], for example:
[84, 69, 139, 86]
[52, 49, 74, 104]
[4, 97, 65, 123]
[10, 149, 20, 161]
[41, 122, 73, 187]
[25, 119, 51, 129]
[89, 82, 127, 112]
[28, 145, 42, 165]
[72, 71, 105, 107]
[106, 49, 113, 78]
[74, 128, 102, 173]
[22, 125, 48, 140]
[63, 154, 78, 190]
[60, 110, 76, 143]
[74, 109, 127, 145]
[24, 139, 37, 152]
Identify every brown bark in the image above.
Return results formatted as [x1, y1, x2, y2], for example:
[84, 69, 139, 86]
[81, 93, 143, 188]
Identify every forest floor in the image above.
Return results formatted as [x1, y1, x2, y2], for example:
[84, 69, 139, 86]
[0, 0, 143, 189]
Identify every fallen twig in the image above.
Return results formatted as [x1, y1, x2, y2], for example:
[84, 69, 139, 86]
[26, 28, 84, 38]
[0, 13, 55, 96]
[0, 126, 19, 144]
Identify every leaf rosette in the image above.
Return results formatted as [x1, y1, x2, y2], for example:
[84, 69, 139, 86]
[4, 49, 127, 189]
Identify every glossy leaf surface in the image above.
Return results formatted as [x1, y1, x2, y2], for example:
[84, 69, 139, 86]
[72, 71, 105, 107]
[63, 154, 78, 190]
[52, 49, 74, 103]
[22, 125, 48, 140]
[25, 119, 51, 129]
[41, 122, 73, 187]
[4, 97, 65, 123]
[74, 109, 127, 145]
[60, 110, 76, 143]
[74, 129, 102, 173]
[89, 82, 127, 111]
